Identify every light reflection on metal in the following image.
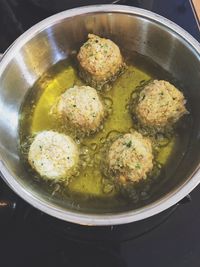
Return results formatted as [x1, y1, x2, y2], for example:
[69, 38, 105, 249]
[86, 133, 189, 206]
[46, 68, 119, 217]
[14, 52, 36, 85]
[0, 104, 18, 136]
[46, 27, 66, 63]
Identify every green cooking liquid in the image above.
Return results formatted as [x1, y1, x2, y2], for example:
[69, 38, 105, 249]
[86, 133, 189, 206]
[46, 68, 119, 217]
[19, 52, 187, 213]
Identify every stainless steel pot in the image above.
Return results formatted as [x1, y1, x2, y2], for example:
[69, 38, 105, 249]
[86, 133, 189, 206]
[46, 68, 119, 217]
[0, 5, 199, 226]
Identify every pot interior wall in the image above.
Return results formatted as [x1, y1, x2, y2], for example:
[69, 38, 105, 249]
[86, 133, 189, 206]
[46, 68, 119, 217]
[0, 11, 199, 215]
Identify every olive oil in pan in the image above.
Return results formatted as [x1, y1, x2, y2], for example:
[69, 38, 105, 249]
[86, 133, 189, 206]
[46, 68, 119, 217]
[19, 52, 191, 213]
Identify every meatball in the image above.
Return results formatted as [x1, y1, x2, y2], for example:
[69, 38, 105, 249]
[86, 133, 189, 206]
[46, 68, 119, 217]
[77, 34, 126, 89]
[107, 132, 153, 183]
[54, 85, 105, 134]
[28, 131, 79, 181]
[134, 80, 188, 129]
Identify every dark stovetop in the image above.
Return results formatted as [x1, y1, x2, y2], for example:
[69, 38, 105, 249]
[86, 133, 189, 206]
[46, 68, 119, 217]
[0, 1, 199, 267]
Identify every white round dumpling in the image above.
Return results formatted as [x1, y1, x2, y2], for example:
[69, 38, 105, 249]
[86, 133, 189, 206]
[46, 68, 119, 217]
[28, 131, 79, 181]
[55, 85, 105, 134]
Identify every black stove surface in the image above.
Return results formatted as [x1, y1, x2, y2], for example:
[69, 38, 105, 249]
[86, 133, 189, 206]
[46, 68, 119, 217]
[0, 1, 200, 267]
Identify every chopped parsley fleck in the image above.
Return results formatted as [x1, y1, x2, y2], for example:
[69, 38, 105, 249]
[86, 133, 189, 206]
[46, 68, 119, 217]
[83, 43, 90, 48]
[126, 140, 132, 148]
[135, 163, 141, 169]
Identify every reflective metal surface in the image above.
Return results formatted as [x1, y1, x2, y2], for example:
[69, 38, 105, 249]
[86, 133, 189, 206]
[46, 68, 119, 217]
[0, 5, 199, 225]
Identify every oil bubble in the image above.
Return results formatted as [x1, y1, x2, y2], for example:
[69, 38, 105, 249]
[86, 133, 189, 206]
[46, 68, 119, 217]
[103, 183, 114, 194]
[104, 97, 113, 108]
[90, 143, 98, 151]
[100, 137, 106, 144]
[125, 103, 130, 110]
[80, 145, 89, 155]
[106, 130, 120, 140]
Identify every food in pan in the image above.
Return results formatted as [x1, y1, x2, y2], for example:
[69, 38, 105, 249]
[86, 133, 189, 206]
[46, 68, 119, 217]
[20, 45, 190, 209]
[77, 34, 126, 90]
[52, 85, 105, 135]
[132, 80, 188, 130]
[28, 131, 79, 181]
[106, 132, 153, 184]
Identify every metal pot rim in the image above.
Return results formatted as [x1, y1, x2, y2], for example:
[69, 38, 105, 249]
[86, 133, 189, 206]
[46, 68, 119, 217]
[0, 5, 200, 226]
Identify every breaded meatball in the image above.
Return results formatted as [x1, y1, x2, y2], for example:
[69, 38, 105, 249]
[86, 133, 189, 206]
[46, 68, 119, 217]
[28, 131, 79, 181]
[107, 132, 153, 183]
[54, 85, 105, 134]
[77, 34, 126, 89]
[134, 80, 188, 129]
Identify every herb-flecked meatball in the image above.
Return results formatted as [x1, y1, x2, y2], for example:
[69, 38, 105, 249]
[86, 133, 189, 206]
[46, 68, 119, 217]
[28, 131, 79, 181]
[134, 80, 188, 129]
[77, 34, 126, 89]
[55, 85, 105, 134]
[107, 132, 153, 183]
